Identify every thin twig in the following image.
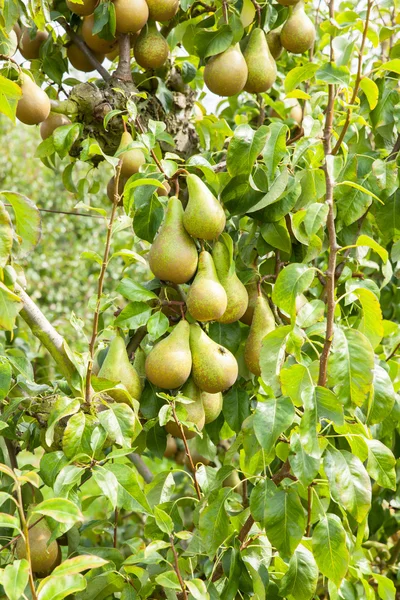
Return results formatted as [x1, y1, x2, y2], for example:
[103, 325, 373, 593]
[171, 405, 201, 500]
[4, 204, 104, 219]
[222, 0, 229, 24]
[85, 161, 123, 403]
[250, 0, 262, 27]
[170, 535, 188, 599]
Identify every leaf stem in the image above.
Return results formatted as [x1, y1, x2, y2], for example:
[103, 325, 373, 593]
[171, 404, 202, 500]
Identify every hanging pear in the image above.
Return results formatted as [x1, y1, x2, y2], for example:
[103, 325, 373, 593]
[145, 320, 192, 389]
[67, 42, 105, 72]
[201, 389, 223, 424]
[114, 0, 149, 33]
[16, 73, 51, 125]
[148, 196, 198, 283]
[186, 251, 227, 322]
[266, 27, 283, 60]
[244, 295, 275, 376]
[190, 324, 238, 393]
[16, 518, 60, 577]
[82, 15, 117, 53]
[243, 28, 277, 93]
[117, 130, 146, 177]
[165, 378, 205, 439]
[134, 23, 169, 69]
[280, 2, 316, 54]
[146, 0, 179, 21]
[98, 335, 142, 402]
[240, 282, 259, 325]
[19, 27, 48, 60]
[204, 44, 248, 97]
[66, 0, 99, 15]
[183, 174, 225, 240]
[212, 237, 248, 324]
[40, 113, 71, 140]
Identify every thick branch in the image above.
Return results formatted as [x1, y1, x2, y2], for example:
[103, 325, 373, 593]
[113, 34, 133, 82]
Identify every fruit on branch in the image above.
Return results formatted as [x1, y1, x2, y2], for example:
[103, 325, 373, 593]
[271, 98, 303, 125]
[165, 378, 205, 439]
[67, 42, 105, 72]
[280, 2, 316, 54]
[82, 15, 117, 53]
[186, 250, 227, 322]
[117, 131, 146, 177]
[201, 389, 223, 424]
[203, 44, 248, 97]
[244, 295, 275, 376]
[212, 238, 248, 324]
[16, 73, 51, 126]
[243, 28, 277, 93]
[107, 175, 128, 203]
[146, 0, 179, 21]
[98, 335, 142, 402]
[114, 0, 149, 33]
[66, 0, 99, 16]
[16, 518, 60, 577]
[148, 196, 198, 284]
[157, 180, 170, 196]
[164, 435, 178, 457]
[40, 113, 72, 140]
[134, 23, 169, 69]
[266, 27, 283, 60]
[145, 319, 192, 389]
[223, 470, 242, 491]
[183, 174, 225, 240]
[240, 282, 259, 326]
[19, 27, 48, 60]
[190, 324, 238, 393]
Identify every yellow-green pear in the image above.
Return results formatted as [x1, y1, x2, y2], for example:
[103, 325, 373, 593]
[186, 251, 227, 322]
[114, 0, 149, 33]
[266, 27, 283, 60]
[165, 378, 205, 439]
[146, 0, 179, 21]
[243, 28, 277, 93]
[240, 283, 259, 326]
[67, 42, 105, 72]
[145, 320, 192, 389]
[19, 27, 48, 60]
[212, 238, 248, 324]
[16, 73, 51, 125]
[148, 196, 198, 283]
[16, 518, 60, 577]
[190, 324, 238, 393]
[201, 389, 223, 424]
[204, 44, 248, 97]
[244, 295, 275, 376]
[280, 2, 316, 54]
[134, 22, 169, 69]
[82, 15, 117, 53]
[67, 0, 99, 15]
[183, 174, 226, 240]
[98, 335, 142, 402]
[117, 131, 146, 177]
[40, 113, 71, 140]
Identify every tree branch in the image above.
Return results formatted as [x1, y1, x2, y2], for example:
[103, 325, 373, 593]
[128, 452, 154, 483]
[170, 535, 188, 599]
[113, 34, 132, 82]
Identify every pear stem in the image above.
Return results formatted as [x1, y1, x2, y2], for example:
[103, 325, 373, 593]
[222, 0, 229, 24]
[85, 161, 123, 403]
[122, 118, 127, 133]
[171, 404, 202, 500]
[250, 0, 262, 28]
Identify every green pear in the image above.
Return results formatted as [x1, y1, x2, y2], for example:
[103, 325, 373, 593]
[117, 131, 146, 177]
[165, 378, 205, 439]
[243, 28, 277, 93]
[183, 174, 226, 240]
[240, 283, 259, 326]
[16, 518, 60, 577]
[16, 73, 51, 125]
[148, 196, 198, 283]
[146, 0, 179, 21]
[145, 319, 192, 389]
[190, 324, 238, 393]
[266, 27, 283, 60]
[186, 251, 227, 322]
[201, 389, 223, 424]
[244, 295, 275, 376]
[98, 335, 142, 402]
[280, 2, 316, 54]
[134, 22, 169, 69]
[204, 44, 248, 96]
[212, 238, 248, 324]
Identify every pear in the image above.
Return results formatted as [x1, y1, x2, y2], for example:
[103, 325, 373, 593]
[146, 0, 179, 21]
[107, 175, 128, 204]
[244, 295, 275, 376]
[212, 239, 248, 324]
[201, 389, 223, 424]
[117, 131, 146, 177]
[183, 174, 225, 240]
[114, 0, 149, 33]
[243, 28, 277, 94]
[98, 335, 142, 402]
[145, 320, 192, 389]
[204, 44, 248, 97]
[16, 74, 51, 126]
[280, 2, 316, 54]
[190, 324, 238, 393]
[186, 251, 227, 322]
[13, 23, 22, 43]
[82, 15, 117, 53]
[148, 196, 198, 284]
[266, 27, 283, 60]
[16, 518, 60, 577]
[164, 435, 178, 458]
[240, 283, 259, 326]
[134, 23, 169, 69]
[165, 379, 205, 439]
[66, 0, 99, 15]
[40, 113, 71, 140]
[67, 42, 105, 72]
[157, 180, 171, 197]
[19, 27, 48, 60]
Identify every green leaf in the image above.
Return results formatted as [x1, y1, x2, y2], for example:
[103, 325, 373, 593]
[32, 498, 83, 525]
[0, 281, 22, 330]
[223, 387, 250, 433]
[253, 396, 295, 455]
[360, 77, 379, 110]
[366, 364, 396, 424]
[227, 125, 269, 177]
[366, 439, 396, 490]
[116, 278, 157, 302]
[3, 559, 29, 600]
[105, 463, 152, 514]
[154, 506, 174, 535]
[75, 571, 125, 600]
[323, 448, 371, 522]
[376, 58, 400, 74]
[199, 488, 233, 558]
[262, 122, 289, 175]
[63, 412, 90, 460]
[0, 512, 21, 531]
[279, 545, 318, 600]
[93, 468, 119, 509]
[272, 264, 315, 320]
[353, 287, 384, 349]
[0, 192, 41, 257]
[53, 124, 81, 159]
[0, 359, 12, 400]
[316, 63, 350, 86]
[374, 573, 396, 600]
[45, 397, 81, 447]
[355, 234, 388, 263]
[186, 579, 210, 600]
[98, 403, 140, 447]
[303, 203, 329, 236]
[51, 556, 107, 577]
[289, 432, 320, 486]
[114, 301, 152, 328]
[312, 514, 349, 587]
[261, 219, 292, 253]
[315, 386, 344, 425]
[38, 574, 86, 600]
[247, 168, 289, 213]
[284, 64, 319, 92]
[260, 326, 292, 394]
[133, 193, 163, 243]
[204, 25, 233, 58]
[155, 571, 182, 590]
[0, 202, 12, 268]
[336, 181, 383, 205]
[146, 311, 169, 341]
